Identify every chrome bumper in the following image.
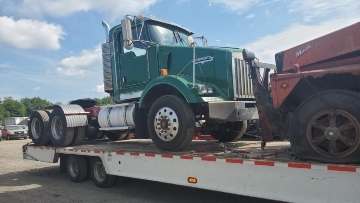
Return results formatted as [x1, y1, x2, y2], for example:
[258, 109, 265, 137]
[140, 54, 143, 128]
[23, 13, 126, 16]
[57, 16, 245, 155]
[207, 101, 259, 122]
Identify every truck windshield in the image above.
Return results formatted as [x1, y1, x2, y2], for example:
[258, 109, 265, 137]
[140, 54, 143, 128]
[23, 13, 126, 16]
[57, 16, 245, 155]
[148, 24, 190, 46]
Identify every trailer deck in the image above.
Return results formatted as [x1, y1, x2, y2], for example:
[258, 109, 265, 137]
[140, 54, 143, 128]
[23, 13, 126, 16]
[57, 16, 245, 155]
[23, 140, 360, 203]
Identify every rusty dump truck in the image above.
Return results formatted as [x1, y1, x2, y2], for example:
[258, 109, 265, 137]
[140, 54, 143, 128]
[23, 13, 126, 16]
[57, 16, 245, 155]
[246, 21, 360, 164]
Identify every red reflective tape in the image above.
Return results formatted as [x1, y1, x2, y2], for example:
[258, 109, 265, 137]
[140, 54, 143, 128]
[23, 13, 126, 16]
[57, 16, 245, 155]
[180, 155, 193, 160]
[161, 154, 173, 158]
[80, 149, 87, 153]
[116, 151, 125, 155]
[145, 153, 155, 157]
[226, 159, 243, 164]
[39, 147, 44, 149]
[68, 149, 74, 152]
[130, 152, 139, 156]
[46, 147, 51, 150]
[94, 150, 101, 154]
[288, 163, 311, 169]
[254, 161, 274, 166]
[328, 165, 356, 172]
[201, 157, 216, 162]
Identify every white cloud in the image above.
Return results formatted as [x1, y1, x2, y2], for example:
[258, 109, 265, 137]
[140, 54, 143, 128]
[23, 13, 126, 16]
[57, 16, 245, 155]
[208, 0, 260, 13]
[92, 84, 104, 93]
[245, 13, 255, 19]
[3, 0, 158, 21]
[0, 63, 11, 68]
[33, 87, 41, 90]
[242, 18, 360, 64]
[56, 45, 102, 77]
[288, 0, 360, 22]
[0, 16, 65, 50]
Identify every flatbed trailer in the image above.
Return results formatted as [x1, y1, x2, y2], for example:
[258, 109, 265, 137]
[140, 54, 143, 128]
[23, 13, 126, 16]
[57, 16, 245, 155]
[23, 139, 360, 203]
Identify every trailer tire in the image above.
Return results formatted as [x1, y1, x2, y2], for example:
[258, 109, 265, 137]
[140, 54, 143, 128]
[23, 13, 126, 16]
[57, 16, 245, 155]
[290, 89, 360, 164]
[148, 95, 195, 151]
[29, 110, 51, 146]
[66, 155, 88, 183]
[210, 121, 248, 142]
[70, 126, 85, 146]
[91, 157, 117, 188]
[49, 108, 74, 147]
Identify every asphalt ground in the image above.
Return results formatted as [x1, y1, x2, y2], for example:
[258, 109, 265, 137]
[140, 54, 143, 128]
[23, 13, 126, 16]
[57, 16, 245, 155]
[0, 139, 282, 203]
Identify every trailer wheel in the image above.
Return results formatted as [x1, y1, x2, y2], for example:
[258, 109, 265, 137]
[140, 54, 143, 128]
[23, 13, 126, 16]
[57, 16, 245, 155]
[210, 121, 248, 142]
[290, 89, 360, 163]
[29, 110, 51, 146]
[91, 157, 117, 188]
[49, 109, 74, 147]
[66, 155, 88, 183]
[70, 126, 85, 146]
[148, 95, 195, 151]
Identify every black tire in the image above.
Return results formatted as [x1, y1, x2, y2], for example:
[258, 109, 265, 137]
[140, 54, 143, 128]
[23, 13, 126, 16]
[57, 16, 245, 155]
[290, 89, 360, 164]
[49, 108, 74, 147]
[66, 155, 88, 183]
[210, 121, 248, 142]
[85, 121, 102, 140]
[70, 127, 85, 146]
[147, 95, 195, 151]
[91, 157, 117, 188]
[29, 110, 51, 146]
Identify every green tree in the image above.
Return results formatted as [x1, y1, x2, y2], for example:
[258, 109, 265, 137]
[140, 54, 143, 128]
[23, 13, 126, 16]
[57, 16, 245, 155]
[3, 97, 26, 117]
[21, 97, 52, 116]
[101, 96, 113, 105]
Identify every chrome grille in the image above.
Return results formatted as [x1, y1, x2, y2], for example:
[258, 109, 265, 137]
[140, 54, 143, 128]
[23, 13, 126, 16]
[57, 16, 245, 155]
[233, 57, 254, 98]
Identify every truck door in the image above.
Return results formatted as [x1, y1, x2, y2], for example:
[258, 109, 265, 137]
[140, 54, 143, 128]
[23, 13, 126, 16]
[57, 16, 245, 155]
[117, 25, 150, 90]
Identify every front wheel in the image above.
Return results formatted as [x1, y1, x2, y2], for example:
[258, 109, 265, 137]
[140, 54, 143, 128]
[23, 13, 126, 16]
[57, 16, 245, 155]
[290, 89, 360, 164]
[210, 121, 248, 142]
[147, 95, 195, 151]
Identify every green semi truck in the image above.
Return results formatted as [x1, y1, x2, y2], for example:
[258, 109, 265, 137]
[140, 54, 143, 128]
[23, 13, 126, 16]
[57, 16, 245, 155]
[29, 14, 262, 151]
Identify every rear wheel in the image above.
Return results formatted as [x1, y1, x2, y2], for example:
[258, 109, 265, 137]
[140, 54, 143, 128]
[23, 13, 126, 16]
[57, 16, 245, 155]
[290, 89, 360, 163]
[210, 121, 248, 142]
[91, 157, 117, 188]
[70, 127, 85, 146]
[49, 108, 74, 147]
[66, 155, 88, 183]
[147, 95, 195, 151]
[29, 110, 51, 146]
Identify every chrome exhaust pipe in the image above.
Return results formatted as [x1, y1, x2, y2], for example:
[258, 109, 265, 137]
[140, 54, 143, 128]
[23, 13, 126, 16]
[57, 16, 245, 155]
[102, 20, 110, 43]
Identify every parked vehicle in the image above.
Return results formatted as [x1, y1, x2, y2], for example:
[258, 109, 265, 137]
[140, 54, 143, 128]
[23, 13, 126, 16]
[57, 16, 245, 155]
[18, 125, 29, 135]
[2, 125, 28, 140]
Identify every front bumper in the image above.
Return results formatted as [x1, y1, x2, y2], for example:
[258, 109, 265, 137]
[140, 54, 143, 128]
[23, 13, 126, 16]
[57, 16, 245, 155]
[207, 101, 258, 122]
[8, 133, 26, 139]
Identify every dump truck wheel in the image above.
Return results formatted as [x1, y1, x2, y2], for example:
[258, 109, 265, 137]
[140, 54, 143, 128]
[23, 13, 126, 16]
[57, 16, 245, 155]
[210, 121, 248, 142]
[91, 157, 117, 188]
[148, 95, 195, 151]
[290, 89, 360, 164]
[66, 155, 88, 183]
[70, 126, 85, 146]
[49, 108, 74, 147]
[29, 110, 51, 146]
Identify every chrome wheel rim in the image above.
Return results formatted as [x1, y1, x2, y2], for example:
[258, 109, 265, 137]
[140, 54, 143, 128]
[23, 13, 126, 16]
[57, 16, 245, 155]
[154, 107, 179, 141]
[51, 116, 63, 140]
[68, 159, 79, 177]
[94, 162, 106, 182]
[31, 118, 41, 139]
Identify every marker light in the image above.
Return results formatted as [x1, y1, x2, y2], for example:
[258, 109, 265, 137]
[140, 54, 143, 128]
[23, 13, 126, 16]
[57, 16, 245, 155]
[161, 69, 168, 76]
[281, 83, 288, 88]
[138, 14, 144, 19]
[188, 177, 197, 184]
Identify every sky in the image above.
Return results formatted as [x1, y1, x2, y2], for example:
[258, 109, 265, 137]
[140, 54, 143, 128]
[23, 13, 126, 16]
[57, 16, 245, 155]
[0, 0, 359, 103]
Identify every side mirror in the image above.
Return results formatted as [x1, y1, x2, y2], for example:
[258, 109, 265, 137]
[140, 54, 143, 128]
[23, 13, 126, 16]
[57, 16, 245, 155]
[187, 36, 195, 47]
[121, 18, 134, 50]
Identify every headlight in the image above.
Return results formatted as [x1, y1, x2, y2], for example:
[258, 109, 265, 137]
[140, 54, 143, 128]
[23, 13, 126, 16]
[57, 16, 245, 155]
[198, 85, 213, 95]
